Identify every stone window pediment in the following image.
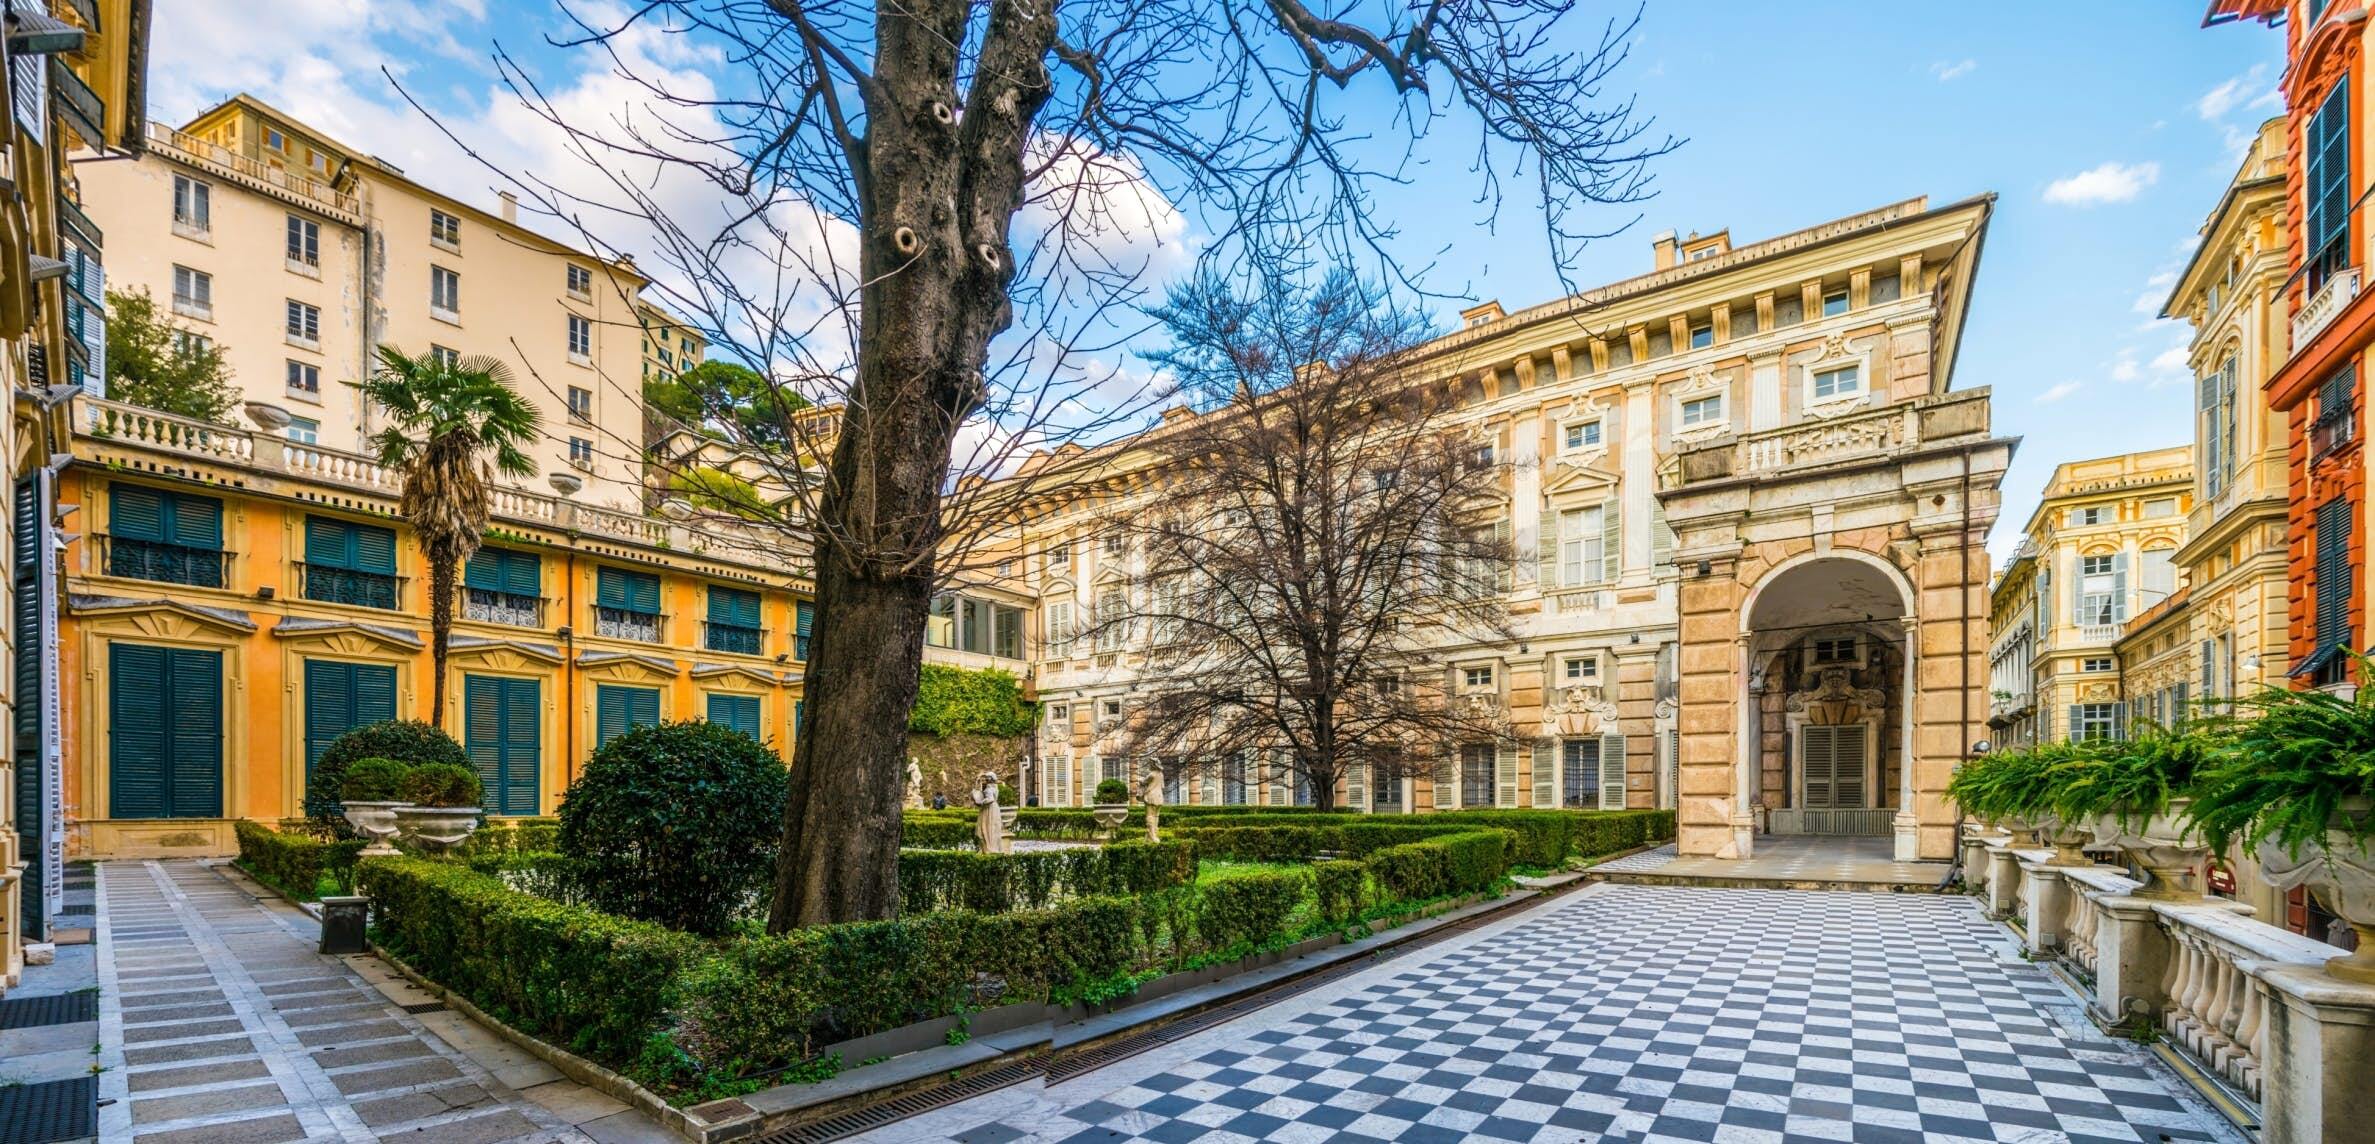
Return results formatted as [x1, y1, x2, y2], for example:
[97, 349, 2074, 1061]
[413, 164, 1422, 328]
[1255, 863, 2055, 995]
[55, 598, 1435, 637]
[1797, 333, 1875, 420]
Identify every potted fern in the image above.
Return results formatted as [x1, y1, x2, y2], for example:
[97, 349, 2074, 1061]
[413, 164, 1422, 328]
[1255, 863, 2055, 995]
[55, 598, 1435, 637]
[2186, 674, 2375, 981]
[390, 763, 487, 853]
[2046, 725, 2216, 898]
[1946, 743, 2092, 865]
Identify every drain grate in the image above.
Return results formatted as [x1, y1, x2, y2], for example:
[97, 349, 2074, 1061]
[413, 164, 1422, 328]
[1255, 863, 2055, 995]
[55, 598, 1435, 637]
[753, 1061, 1041, 1143]
[400, 1002, 447, 1014]
[0, 990, 98, 1030]
[0, 1076, 95, 1144]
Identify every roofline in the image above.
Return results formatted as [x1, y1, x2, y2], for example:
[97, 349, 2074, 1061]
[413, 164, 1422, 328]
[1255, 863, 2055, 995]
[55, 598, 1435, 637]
[2162, 165, 2286, 319]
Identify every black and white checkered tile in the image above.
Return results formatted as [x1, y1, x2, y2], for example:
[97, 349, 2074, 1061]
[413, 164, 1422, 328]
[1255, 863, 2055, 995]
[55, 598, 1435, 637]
[1585, 845, 1677, 874]
[963, 885, 2235, 1144]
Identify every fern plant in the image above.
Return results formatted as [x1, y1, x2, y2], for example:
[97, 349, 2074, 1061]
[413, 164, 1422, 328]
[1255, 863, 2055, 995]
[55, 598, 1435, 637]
[1947, 742, 2092, 824]
[2044, 725, 2217, 833]
[2186, 667, 2375, 859]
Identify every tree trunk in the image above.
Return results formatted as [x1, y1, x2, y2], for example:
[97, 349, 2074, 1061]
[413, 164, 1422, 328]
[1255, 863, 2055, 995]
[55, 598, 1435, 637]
[426, 547, 454, 729]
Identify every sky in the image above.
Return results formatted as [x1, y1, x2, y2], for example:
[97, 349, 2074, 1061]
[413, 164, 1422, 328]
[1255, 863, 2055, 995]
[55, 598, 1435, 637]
[141, 1, 2290, 561]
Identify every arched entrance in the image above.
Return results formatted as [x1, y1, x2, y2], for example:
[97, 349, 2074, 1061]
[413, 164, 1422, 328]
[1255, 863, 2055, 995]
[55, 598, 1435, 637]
[1739, 553, 1918, 860]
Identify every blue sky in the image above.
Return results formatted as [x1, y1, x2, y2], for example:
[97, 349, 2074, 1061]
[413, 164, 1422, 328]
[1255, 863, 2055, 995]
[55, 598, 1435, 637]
[146, 2, 2287, 559]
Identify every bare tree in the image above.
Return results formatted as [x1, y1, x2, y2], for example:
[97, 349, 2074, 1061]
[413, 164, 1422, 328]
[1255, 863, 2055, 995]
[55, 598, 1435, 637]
[1081, 271, 1513, 811]
[416, 0, 1670, 925]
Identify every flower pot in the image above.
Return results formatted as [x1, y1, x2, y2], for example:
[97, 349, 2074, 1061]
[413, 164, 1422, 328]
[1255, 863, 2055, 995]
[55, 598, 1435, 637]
[340, 800, 410, 857]
[2092, 801, 2209, 900]
[1091, 803, 1128, 841]
[2031, 814, 2092, 867]
[391, 805, 483, 853]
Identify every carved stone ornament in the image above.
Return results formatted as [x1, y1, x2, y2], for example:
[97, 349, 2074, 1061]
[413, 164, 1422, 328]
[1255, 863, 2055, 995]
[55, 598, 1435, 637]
[1784, 666, 1884, 723]
[1540, 684, 1617, 736]
[1653, 697, 1678, 723]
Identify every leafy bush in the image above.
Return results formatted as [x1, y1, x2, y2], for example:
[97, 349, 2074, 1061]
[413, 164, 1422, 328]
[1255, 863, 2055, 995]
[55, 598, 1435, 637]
[1313, 860, 1366, 925]
[559, 720, 790, 937]
[308, 720, 469, 828]
[2188, 676, 2375, 856]
[234, 820, 364, 900]
[901, 813, 978, 849]
[909, 664, 1038, 737]
[340, 757, 412, 802]
[897, 840, 1196, 913]
[357, 857, 706, 1070]
[401, 762, 484, 808]
[1094, 778, 1131, 804]
[1195, 868, 1308, 952]
[1364, 830, 1511, 901]
[458, 817, 561, 858]
[1427, 811, 1572, 866]
[1947, 742, 2092, 824]
[1566, 810, 1675, 858]
[1337, 821, 1485, 857]
[2045, 727, 2217, 829]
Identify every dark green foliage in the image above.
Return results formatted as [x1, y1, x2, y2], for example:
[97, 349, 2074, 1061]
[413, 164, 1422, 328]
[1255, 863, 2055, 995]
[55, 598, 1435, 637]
[1337, 821, 1498, 858]
[458, 817, 561, 858]
[1428, 811, 1572, 866]
[901, 813, 978, 849]
[1947, 742, 2092, 823]
[1094, 778, 1131, 804]
[909, 664, 1038, 737]
[1363, 830, 1511, 901]
[357, 857, 705, 1071]
[644, 360, 809, 450]
[401, 762, 484, 808]
[2188, 675, 2375, 856]
[897, 840, 1197, 913]
[1313, 860, 1367, 925]
[2045, 728, 2217, 829]
[559, 720, 790, 937]
[1170, 825, 1342, 862]
[1195, 869, 1308, 952]
[234, 820, 364, 901]
[308, 720, 469, 827]
[104, 287, 237, 422]
[340, 757, 412, 802]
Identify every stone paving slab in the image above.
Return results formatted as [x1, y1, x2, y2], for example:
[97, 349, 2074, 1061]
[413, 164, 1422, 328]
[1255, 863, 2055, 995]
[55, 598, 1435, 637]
[90, 859, 672, 1144]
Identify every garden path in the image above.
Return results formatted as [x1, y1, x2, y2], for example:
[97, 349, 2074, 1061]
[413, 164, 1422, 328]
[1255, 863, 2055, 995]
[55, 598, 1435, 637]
[88, 859, 673, 1144]
[869, 883, 2245, 1144]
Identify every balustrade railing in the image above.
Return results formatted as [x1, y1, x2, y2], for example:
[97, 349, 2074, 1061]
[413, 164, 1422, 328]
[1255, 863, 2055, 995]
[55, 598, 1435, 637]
[595, 606, 664, 643]
[99, 535, 230, 589]
[462, 588, 544, 628]
[298, 563, 402, 611]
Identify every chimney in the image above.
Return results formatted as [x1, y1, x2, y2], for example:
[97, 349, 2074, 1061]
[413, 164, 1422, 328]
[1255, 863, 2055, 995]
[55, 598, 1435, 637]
[498, 191, 518, 224]
[1651, 229, 1679, 271]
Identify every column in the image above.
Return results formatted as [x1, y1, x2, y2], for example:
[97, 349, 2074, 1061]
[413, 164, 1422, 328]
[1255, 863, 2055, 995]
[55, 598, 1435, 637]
[1895, 615, 1921, 861]
[1734, 633, 1758, 859]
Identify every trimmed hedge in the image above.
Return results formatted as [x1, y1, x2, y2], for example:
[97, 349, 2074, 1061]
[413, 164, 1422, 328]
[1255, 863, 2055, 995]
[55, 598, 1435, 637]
[234, 820, 364, 901]
[901, 813, 979, 849]
[1196, 869, 1308, 952]
[357, 857, 706, 1069]
[1364, 830, 1512, 901]
[458, 818, 561, 858]
[1169, 824, 1342, 862]
[1313, 860, 1366, 926]
[897, 840, 1197, 913]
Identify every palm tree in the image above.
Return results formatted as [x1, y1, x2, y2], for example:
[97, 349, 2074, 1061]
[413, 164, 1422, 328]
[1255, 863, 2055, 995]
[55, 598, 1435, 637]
[364, 346, 540, 727]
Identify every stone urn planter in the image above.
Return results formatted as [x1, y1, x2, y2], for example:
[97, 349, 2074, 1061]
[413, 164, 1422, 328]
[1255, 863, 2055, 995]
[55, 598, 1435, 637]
[2251, 798, 2375, 983]
[998, 805, 1020, 837]
[340, 800, 410, 857]
[391, 805, 483, 853]
[1091, 803, 1129, 841]
[2090, 801, 2210, 900]
[2014, 813, 2092, 866]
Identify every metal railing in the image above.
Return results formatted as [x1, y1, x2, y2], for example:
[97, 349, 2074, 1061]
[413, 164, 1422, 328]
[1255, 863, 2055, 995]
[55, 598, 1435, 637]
[297, 563, 402, 610]
[462, 588, 544, 628]
[594, 606, 664, 643]
[703, 621, 765, 655]
[99, 535, 230, 589]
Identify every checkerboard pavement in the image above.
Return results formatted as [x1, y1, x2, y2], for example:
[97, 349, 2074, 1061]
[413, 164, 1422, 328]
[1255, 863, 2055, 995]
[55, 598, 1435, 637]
[933, 884, 2239, 1144]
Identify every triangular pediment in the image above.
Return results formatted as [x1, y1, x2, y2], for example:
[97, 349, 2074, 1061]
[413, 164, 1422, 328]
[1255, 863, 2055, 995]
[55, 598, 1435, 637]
[576, 649, 682, 680]
[68, 593, 256, 635]
[690, 661, 780, 687]
[1543, 460, 1620, 496]
[447, 636, 567, 665]
[270, 616, 424, 652]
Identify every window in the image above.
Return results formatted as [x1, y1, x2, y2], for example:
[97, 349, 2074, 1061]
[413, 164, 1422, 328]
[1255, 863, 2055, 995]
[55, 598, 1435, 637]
[265, 126, 286, 152]
[2072, 703, 2120, 742]
[302, 516, 400, 609]
[1559, 504, 1608, 586]
[286, 215, 318, 268]
[2082, 657, 2114, 673]
[2078, 552, 2125, 627]
[1472, 440, 1498, 466]
[794, 600, 814, 660]
[568, 314, 592, 359]
[2140, 547, 2177, 607]
[1462, 665, 1494, 690]
[2142, 497, 2178, 519]
[286, 418, 319, 445]
[596, 684, 661, 750]
[595, 567, 663, 642]
[2201, 357, 2239, 499]
[2307, 78, 2351, 290]
[1562, 655, 1598, 683]
[1046, 600, 1072, 649]
[1459, 743, 1495, 808]
[1812, 364, 1860, 399]
[286, 360, 319, 395]
[463, 547, 542, 627]
[708, 694, 763, 742]
[430, 208, 461, 248]
[175, 331, 212, 357]
[108, 644, 224, 820]
[430, 266, 460, 317]
[286, 299, 320, 344]
[568, 437, 594, 469]
[106, 483, 226, 588]
[1562, 420, 1602, 452]
[2082, 554, 2114, 576]
[1561, 738, 1601, 808]
[1102, 531, 1125, 555]
[1688, 324, 1712, 350]
[567, 264, 593, 297]
[2314, 365, 2357, 460]
[1822, 288, 1849, 318]
[172, 176, 210, 234]
[1680, 395, 1723, 428]
[302, 659, 397, 791]
[2312, 496, 2355, 685]
[429, 345, 460, 369]
[172, 266, 212, 318]
[706, 585, 764, 654]
[1094, 587, 1126, 652]
[567, 385, 592, 422]
[1810, 637, 1858, 665]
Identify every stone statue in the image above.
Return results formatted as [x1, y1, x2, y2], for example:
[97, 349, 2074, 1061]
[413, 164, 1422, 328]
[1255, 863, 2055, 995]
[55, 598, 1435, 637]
[1141, 766, 1164, 842]
[970, 771, 1008, 854]
[905, 758, 924, 807]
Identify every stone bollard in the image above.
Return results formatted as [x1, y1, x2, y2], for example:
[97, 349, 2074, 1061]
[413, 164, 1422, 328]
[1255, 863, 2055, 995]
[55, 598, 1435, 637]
[318, 896, 369, 956]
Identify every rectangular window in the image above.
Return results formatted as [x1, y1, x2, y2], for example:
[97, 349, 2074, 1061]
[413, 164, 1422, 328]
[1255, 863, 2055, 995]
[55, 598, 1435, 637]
[1562, 656, 1597, 682]
[794, 600, 815, 660]
[595, 566, 663, 641]
[303, 516, 400, 609]
[707, 693, 763, 742]
[567, 264, 593, 297]
[2142, 497, 2178, 518]
[706, 585, 764, 655]
[1822, 289, 1849, 317]
[1095, 587, 1126, 652]
[1680, 395, 1723, 427]
[568, 314, 593, 359]
[2314, 365, 2357, 460]
[1561, 738, 1601, 808]
[1562, 421, 1601, 451]
[286, 360, 319, 394]
[172, 265, 212, 317]
[2082, 657, 2114, 673]
[2307, 78, 2351, 289]
[106, 483, 226, 588]
[1459, 743, 1494, 808]
[1812, 364, 1860, 399]
[465, 674, 542, 814]
[1688, 324, 1713, 350]
[994, 604, 1023, 659]
[1462, 665, 1494, 690]
[567, 385, 592, 422]
[2073, 703, 2119, 742]
[2082, 554, 2114, 576]
[286, 417, 319, 445]
[568, 437, 594, 468]
[2314, 496, 2355, 685]
[302, 659, 398, 799]
[1559, 504, 1606, 586]
[429, 344, 459, 369]
[430, 266, 460, 318]
[462, 547, 543, 627]
[172, 175, 210, 232]
[286, 299, 320, 343]
[286, 215, 319, 267]
[265, 126, 286, 152]
[594, 687, 660, 748]
[2073, 506, 2109, 526]
[1810, 637, 1857, 664]
[431, 208, 461, 248]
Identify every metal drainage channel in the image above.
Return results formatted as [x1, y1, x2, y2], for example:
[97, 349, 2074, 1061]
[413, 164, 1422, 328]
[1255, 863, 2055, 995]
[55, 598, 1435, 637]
[763, 881, 1580, 1142]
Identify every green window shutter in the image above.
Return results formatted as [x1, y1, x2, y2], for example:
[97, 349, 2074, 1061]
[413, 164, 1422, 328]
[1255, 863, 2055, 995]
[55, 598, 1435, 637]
[109, 644, 169, 819]
[306, 515, 353, 568]
[465, 676, 503, 812]
[596, 685, 661, 750]
[795, 601, 815, 659]
[631, 687, 660, 729]
[2310, 79, 2351, 254]
[1598, 732, 1626, 810]
[464, 548, 528, 592]
[110, 484, 166, 542]
[2318, 498, 2354, 655]
[166, 649, 224, 819]
[353, 523, 396, 574]
[1600, 500, 1621, 583]
[169, 494, 223, 549]
[708, 693, 762, 740]
[598, 568, 661, 614]
[1536, 507, 1558, 588]
[501, 678, 540, 815]
[111, 644, 225, 820]
[302, 659, 349, 780]
[709, 586, 760, 629]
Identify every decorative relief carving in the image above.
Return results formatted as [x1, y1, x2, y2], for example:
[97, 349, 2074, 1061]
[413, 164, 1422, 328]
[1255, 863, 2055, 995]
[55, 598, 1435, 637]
[1540, 684, 1617, 736]
[1784, 666, 1884, 725]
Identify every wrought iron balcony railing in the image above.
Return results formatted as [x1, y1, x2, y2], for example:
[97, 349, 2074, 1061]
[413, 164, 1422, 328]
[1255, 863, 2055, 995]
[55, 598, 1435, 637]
[462, 588, 544, 628]
[703, 621, 765, 655]
[100, 535, 230, 589]
[594, 606, 664, 643]
[298, 563, 402, 610]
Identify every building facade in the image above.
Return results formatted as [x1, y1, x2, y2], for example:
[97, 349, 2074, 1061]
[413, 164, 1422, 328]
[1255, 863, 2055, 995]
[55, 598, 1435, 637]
[4, 0, 151, 991]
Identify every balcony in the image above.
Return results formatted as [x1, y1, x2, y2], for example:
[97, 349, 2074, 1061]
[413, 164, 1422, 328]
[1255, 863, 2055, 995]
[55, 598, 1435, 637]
[2076, 623, 2120, 645]
[100, 535, 229, 589]
[462, 588, 543, 628]
[595, 606, 663, 643]
[298, 563, 401, 610]
[2294, 263, 2360, 349]
[141, 123, 363, 225]
[1666, 389, 1991, 489]
[703, 621, 765, 656]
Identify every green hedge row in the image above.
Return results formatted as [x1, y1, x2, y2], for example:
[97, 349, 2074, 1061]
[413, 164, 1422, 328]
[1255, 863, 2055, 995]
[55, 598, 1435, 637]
[897, 841, 1197, 913]
[1196, 869, 1308, 951]
[1171, 810, 1676, 868]
[234, 820, 365, 901]
[458, 817, 562, 858]
[1364, 830, 1512, 901]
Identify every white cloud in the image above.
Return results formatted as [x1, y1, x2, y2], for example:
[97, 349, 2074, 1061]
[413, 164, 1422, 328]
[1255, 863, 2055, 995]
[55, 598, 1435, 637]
[2034, 381, 2081, 404]
[2197, 65, 2277, 121]
[2132, 270, 2178, 315]
[2044, 162, 2160, 206]
[1931, 59, 1977, 82]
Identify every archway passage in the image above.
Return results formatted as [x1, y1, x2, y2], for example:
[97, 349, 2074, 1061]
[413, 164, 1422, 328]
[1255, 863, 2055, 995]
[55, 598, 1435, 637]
[1742, 556, 1914, 853]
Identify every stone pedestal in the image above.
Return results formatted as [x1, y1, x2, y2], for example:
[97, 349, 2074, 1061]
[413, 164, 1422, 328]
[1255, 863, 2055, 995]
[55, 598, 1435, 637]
[1985, 845, 2022, 919]
[2021, 865, 2069, 956]
[2258, 965, 2375, 1144]
[2089, 895, 2171, 1027]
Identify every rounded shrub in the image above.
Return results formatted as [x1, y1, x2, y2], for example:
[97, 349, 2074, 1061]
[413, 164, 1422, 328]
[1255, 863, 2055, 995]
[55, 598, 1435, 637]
[340, 758, 413, 802]
[401, 762, 484, 808]
[1094, 778, 1131, 805]
[558, 720, 789, 936]
[308, 721, 469, 829]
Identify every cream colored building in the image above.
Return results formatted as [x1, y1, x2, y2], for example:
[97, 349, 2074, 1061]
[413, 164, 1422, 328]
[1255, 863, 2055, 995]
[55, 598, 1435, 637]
[76, 95, 656, 510]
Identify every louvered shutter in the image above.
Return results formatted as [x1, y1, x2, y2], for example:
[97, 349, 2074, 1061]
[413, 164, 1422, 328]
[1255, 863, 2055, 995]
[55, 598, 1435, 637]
[1537, 506, 1559, 588]
[1831, 725, 1866, 808]
[1496, 741, 1518, 807]
[1802, 726, 1834, 808]
[2110, 553, 2130, 623]
[596, 685, 657, 749]
[1531, 742, 1554, 808]
[1662, 730, 1679, 809]
[303, 659, 350, 783]
[501, 678, 541, 814]
[1199, 762, 1217, 806]
[795, 601, 815, 659]
[109, 483, 165, 542]
[2109, 705, 2126, 743]
[166, 649, 224, 818]
[2200, 369, 2223, 495]
[1433, 750, 1456, 810]
[466, 548, 539, 594]
[1600, 501, 1621, 583]
[465, 676, 504, 811]
[709, 586, 761, 629]
[1598, 731, 1627, 810]
[598, 568, 662, 614]
[108, 644, 169, 819]
[2317, 498, 2353, 656]
[1650, 498, 1673, 570]
[2309, 80, 2351, 254]
[464, 549, 503, 591]
[708, 693, 762, 740]
[1347, 762, 1367, 812]
[2067, 705, 2083, 743]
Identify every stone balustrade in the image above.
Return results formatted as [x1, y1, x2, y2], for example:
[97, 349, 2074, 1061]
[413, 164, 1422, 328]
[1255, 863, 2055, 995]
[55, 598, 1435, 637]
[1973, 833, 2375, 1144]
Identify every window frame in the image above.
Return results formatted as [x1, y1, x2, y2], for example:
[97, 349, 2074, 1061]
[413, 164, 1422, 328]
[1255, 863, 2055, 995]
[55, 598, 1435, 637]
[284, 299, 321, 345]
[1679, 394, 1724, 428]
